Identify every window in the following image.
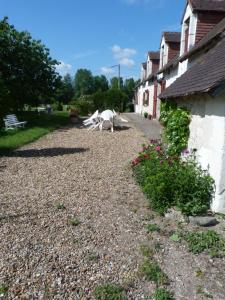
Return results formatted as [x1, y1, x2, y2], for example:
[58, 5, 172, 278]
[184, 18, 190, 53]
[161, 45, 165, 67]
[143, 91, 149, 106]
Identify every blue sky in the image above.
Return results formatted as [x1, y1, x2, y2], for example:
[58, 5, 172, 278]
[0, 0, 185, 80]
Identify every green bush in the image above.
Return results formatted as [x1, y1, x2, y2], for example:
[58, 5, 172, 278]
[69, 98, 93, 116]
[144, 112, 148, 118]
[160, 101, 190, 155]
[51, 101, 63, 111]
[132, 142, 214, 216]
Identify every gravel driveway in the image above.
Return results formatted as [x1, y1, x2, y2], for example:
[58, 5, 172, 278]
[0, 121, 151, 299]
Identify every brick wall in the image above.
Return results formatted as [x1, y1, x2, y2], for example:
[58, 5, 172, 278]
[195, 12, 225, 44]
[151, 59, 160, 74]
[168, 42, 180, 61]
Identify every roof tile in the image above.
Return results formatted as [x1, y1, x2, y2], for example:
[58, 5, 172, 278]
[159, 37, 225, 99]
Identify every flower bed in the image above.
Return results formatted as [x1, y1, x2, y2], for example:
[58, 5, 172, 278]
[132, 140, 214, 216]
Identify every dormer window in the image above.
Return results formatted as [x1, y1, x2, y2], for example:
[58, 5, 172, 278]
[161, 45, 165, 67]
[184, 18, 190, 53]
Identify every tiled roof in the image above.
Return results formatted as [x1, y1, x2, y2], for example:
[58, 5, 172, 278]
[159, 36, 225, 99]
[190, 0, 225, 12]
[148, 51, 160, 60]
[159, 17, 225, 73]
[158, 54, 180, 74]
[145, 73, 158, 83]
[181, 17, 225, 62]
[163, 32, 181, 43]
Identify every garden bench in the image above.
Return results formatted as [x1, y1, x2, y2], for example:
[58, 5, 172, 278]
[3, 114, 27, 130]
[37, 107, 47, 114]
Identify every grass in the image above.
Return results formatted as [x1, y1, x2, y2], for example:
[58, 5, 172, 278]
[0, 284, 8, 295]
[94, 283, 127, 300]
[140, 244, 154, 258]
[146, 224, 160, 233]
[56, 203, 66, 210]
[139, 260, 168, 286]
[153, 288, 173, 300]
[0, 111, 69, 155]
[68, 217, 81, 226]
[87, 252, 100, 262]
[185, 230, 225, 257]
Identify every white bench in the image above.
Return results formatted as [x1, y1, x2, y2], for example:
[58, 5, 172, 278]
[3, 114, 27, 130]
[37, 107, 47, 114]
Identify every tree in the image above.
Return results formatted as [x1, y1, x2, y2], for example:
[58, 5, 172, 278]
[93, 75, 109, 92]
[105, 89, 128, 112]
[123, 78, 136, 100]
[74, 69, 94, 98]
[55, 74, 74, 104]
[0, 17, 60, 110]
[110, 77, 123, 90]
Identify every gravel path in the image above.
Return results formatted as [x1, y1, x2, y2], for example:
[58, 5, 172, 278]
[123, 113, 162, 140]
[2, 117, 223, 300]
[0, 121, 151, 299]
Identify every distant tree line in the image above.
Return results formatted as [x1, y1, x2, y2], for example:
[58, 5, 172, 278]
[0, 17, 139, 125]
[55, 68, 139, 113]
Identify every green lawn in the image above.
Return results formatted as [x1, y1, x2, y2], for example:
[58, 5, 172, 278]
[0, 111, 69, 155]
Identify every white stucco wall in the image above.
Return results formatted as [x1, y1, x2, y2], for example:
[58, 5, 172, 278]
[177, 93, 225, 213]
[135, 81, 155, 116]
[164, 66, 179, 87]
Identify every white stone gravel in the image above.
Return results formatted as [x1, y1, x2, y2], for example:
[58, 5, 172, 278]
[0, 123, 151, 299]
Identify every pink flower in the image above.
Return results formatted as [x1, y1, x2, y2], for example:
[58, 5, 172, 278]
[182, 149, 189, 156]
[156, 146, 161, 152]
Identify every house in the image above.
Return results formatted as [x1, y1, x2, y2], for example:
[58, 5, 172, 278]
[157, 32, 181, 109]
[135, 52, 160, 118]
[159, 0, 225, 213]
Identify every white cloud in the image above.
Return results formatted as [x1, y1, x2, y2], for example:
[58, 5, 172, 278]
[112, 44, 137, 60]
[101, 67, 116, 75]
[119, 58, 135, 67]
[55, 60, 72, 76]
[111, 44, 137, 67]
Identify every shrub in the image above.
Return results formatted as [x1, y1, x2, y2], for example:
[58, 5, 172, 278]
[144, 112, 148, 118]
[132, 142, 214, 216]
[70, 98, 93, 116]
[153, 288, 173, 300]
[160, 101, 190, 155]
[94, 283, 127, 300]
[51, 101, 63, 111]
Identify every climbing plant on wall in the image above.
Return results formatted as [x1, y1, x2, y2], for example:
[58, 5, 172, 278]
[160, 100, 191, 155]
